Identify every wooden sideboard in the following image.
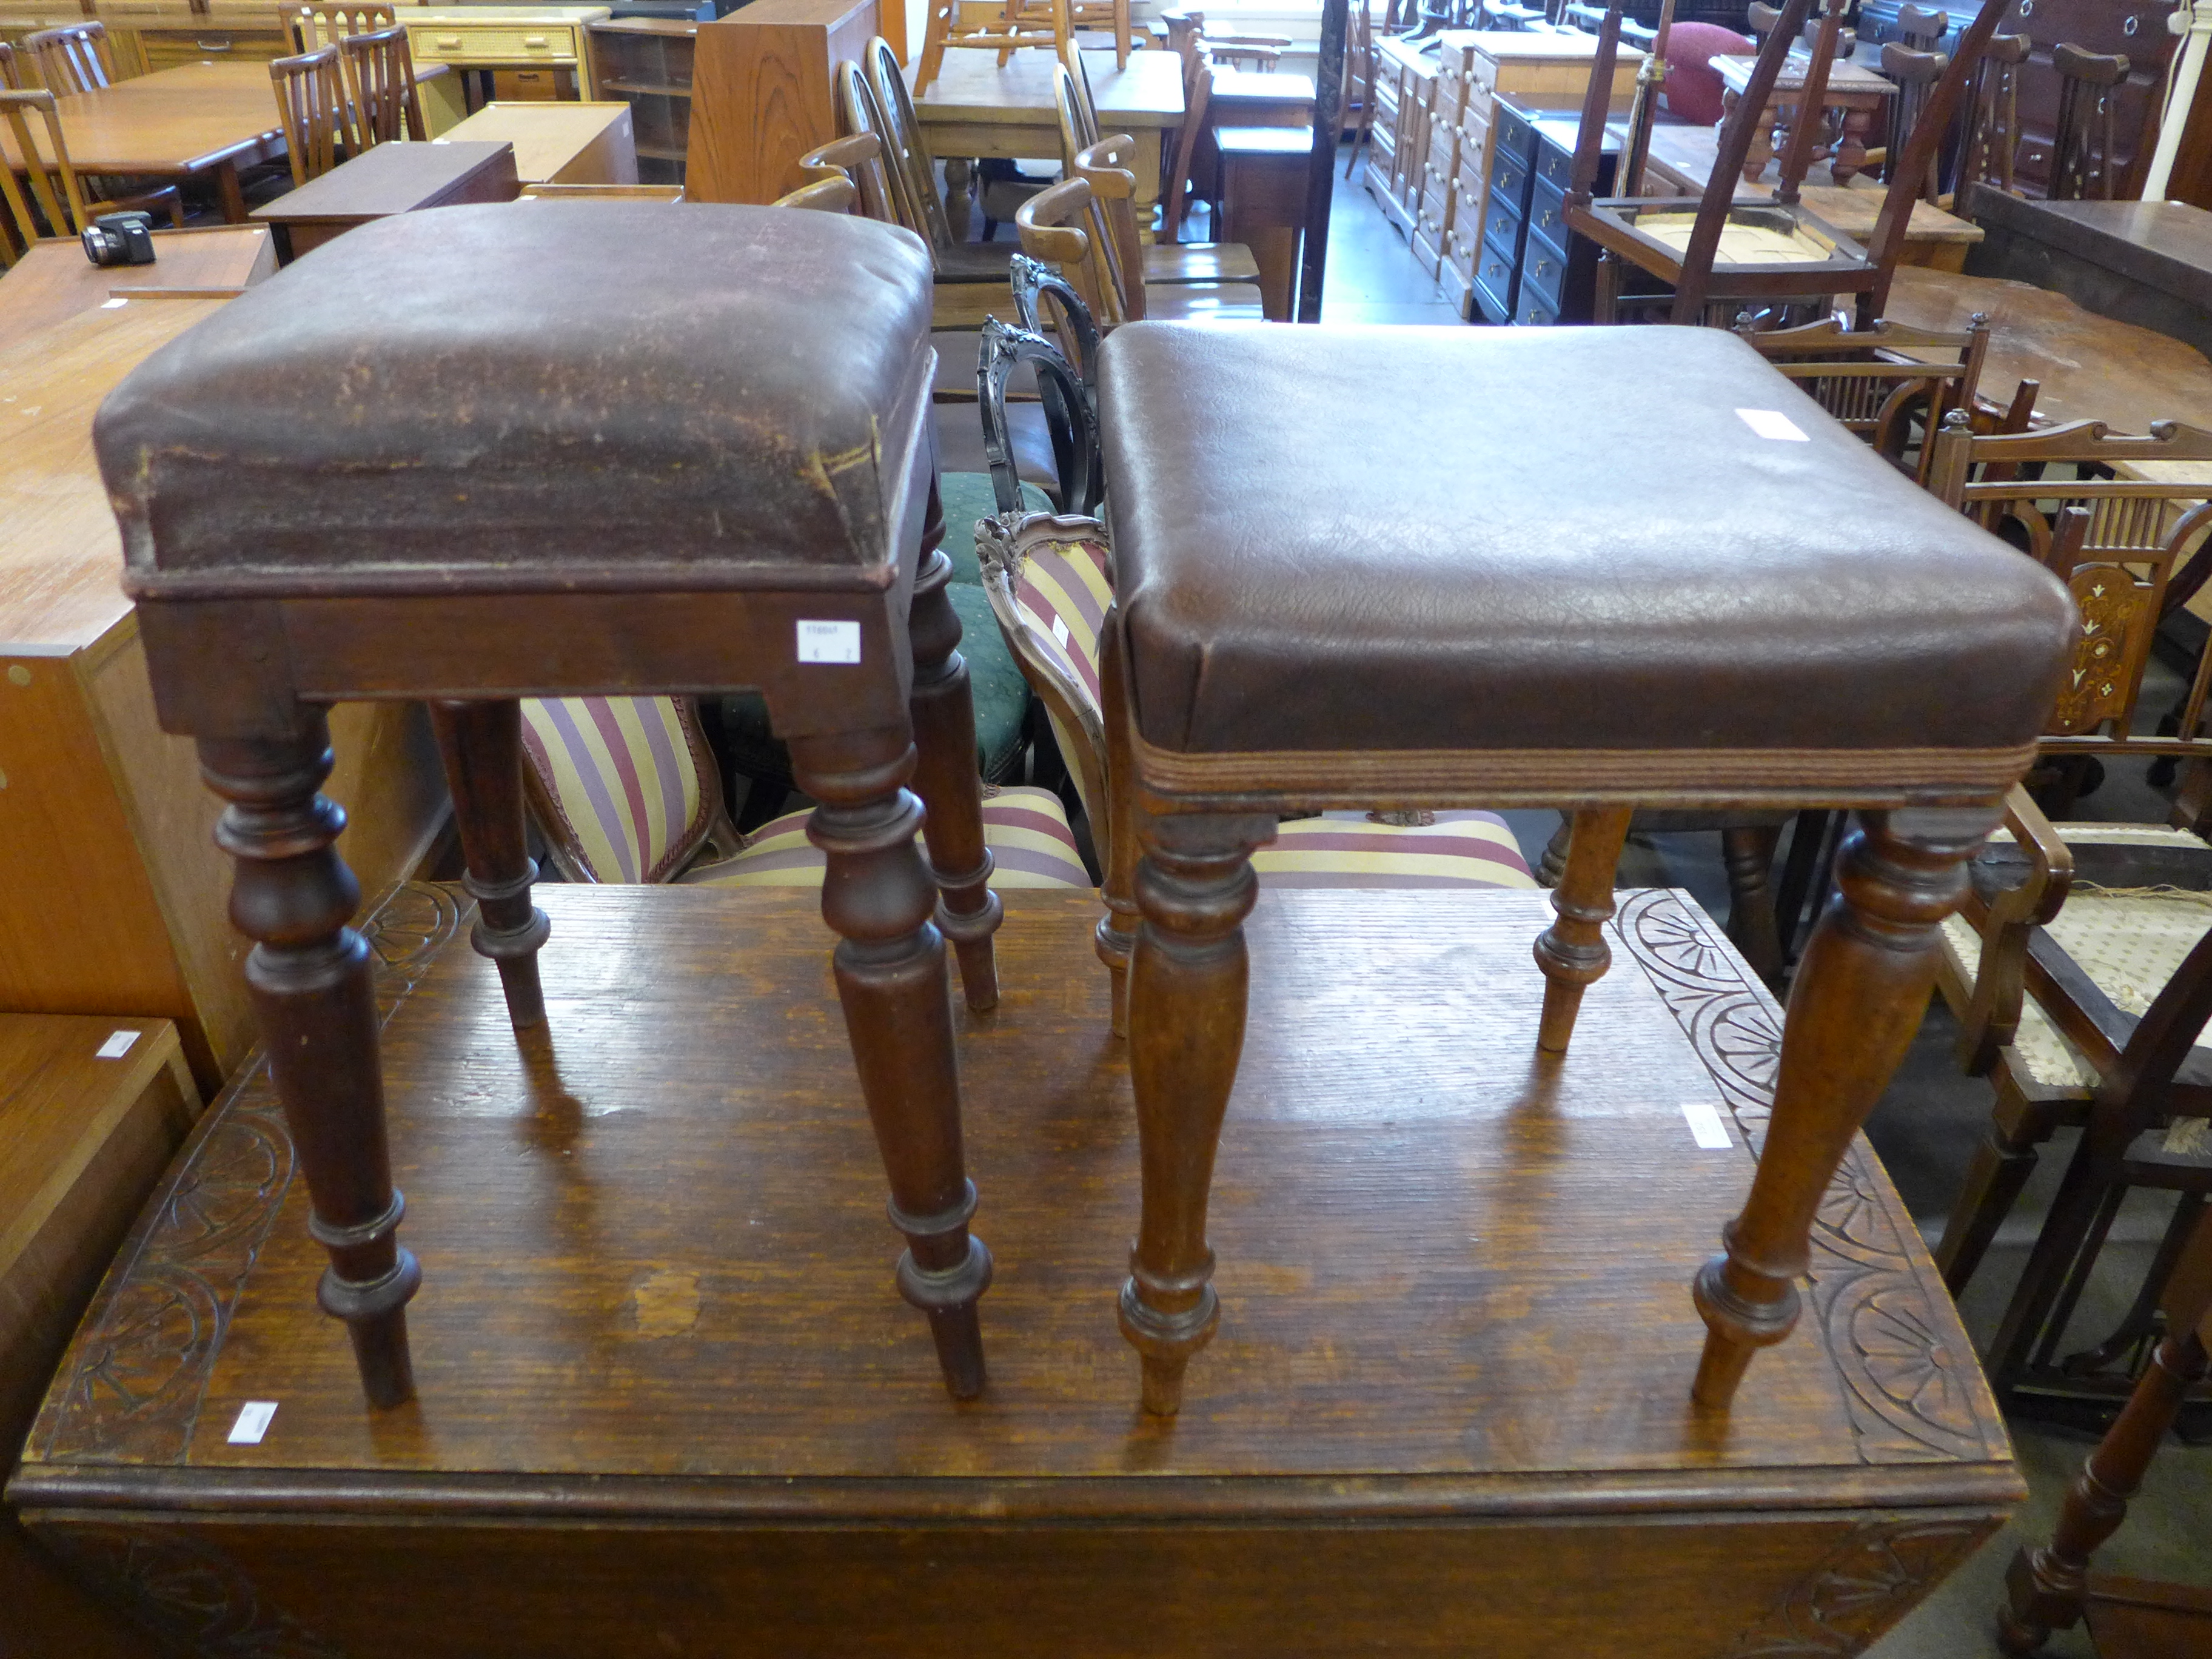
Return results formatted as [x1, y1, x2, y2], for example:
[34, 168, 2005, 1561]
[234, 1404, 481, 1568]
[0, 295, 449, 1093]
[403, 5, 611, 105]
[589, 16, 696, 184]
[683, 0, 881, 204]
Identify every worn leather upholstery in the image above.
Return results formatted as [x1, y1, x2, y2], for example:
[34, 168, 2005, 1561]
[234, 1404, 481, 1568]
[1099, 323, 2075, 762]
[99, 202, 936, 596]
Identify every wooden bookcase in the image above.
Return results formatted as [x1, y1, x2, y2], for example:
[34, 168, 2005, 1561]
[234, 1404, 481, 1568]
[589, 17, 697, 184]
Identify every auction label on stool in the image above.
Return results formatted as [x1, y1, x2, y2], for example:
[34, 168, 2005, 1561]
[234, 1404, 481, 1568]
[797, 620, 862, 664]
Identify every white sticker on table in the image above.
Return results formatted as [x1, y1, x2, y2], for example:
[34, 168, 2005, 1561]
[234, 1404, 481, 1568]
[1681, 1101, 1734, 1150]
[796, 620, 862, 665]
[227, 1401, 278, 1444]
[95, 1029, 139, 1059]
[1736, 407, 1810, 443]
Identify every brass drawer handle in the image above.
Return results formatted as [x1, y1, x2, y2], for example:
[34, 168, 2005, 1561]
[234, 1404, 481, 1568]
[435, 33, 461, 45]
[196, 36, 233, 49]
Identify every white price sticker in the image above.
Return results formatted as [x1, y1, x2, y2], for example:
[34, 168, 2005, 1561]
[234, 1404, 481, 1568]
[95, 1029, 139, 1059]
[1736, 407, 1810, 443]
[1051, 615, 1071, 649]
[796, 620, 862, 665]
[228, 1401, 278, 1444]
[1681, 1101, 1734, 1150]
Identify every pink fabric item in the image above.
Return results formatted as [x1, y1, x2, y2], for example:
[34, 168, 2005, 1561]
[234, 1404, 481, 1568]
[1662, 21, 1757, 127]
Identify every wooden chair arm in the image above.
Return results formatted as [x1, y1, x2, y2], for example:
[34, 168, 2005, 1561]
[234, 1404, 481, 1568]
[1015, 176, 1094, 266]
[1072, 135, 1139, 198]
[774, 175, 857, 212]
[1956, 783, 2074, 1074]
[797, 132, 881, 184]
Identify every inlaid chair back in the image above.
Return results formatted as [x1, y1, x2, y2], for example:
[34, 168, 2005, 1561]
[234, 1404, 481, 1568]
[2051, 43, 2128, 201]
[794, 131, 896, 221]
[24, 23, 115, 96]
[866, 35, 957, 254]
[0, 89, 89, 266]
[1880, 42, 1948, 203]
[1738, 311, 1989, 482]
[1929, 415, 2212, 760]
[270, 45, 350, 186]
[340, 24, 426, 146]
[287, 1, 397, 53]
[1959, 31, 2029, 196]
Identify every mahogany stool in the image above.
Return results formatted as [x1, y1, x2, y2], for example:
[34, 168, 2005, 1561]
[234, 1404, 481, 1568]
[97, 203, 1004, 1407]
[1094, 321, 2076, 1416]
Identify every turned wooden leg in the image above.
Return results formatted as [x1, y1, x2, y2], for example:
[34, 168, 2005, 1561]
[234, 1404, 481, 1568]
[1120, 807, 1274, 1415]
[1999, 1333, 2210, 1651]
[1096, 613, 1142, 1039]
[1832, 103, 1873, 186]
[429, 699, 551, 1030]
[908, 481, 1002, 1013]
[790, 723, 991, 1399]
[1537, 817, 1572, 888]
[1533, 807, 1632, 1055]
[1720, 824, 1784, 985]
[200, 720, 420, 1408]
[1693, 804, 1998, 1409]
[942, 156, 974, 241]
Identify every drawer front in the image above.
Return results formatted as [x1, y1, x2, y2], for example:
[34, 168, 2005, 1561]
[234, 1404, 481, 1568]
[409, 22, 583, 64]
[1444, 223, 1479, 284]
[1458, 109, 1489, 177]
[1419, 164, 1455, 233]
[1481, 189, 1521, 266]
[1534, 138, 1577, 196]
[1469, 48, 1499, 98]
[1492, 109, 1537, 168]
[1425, 116, 1458, 179]
[1525, 176, 1570, 260]
[1411, 212, 1446, 276]
[1487, 146, 1529, 218]
[1520, 235, 1567, 313]
[1516, 289, 1558, 327]
[1473, 252, 1515, 324]
[137, 25, 289, 69]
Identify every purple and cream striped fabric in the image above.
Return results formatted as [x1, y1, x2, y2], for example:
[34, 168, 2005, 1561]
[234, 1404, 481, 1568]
[683, 786, 1089, 889]
[518, 696, 715, 884]
[1258, 813, 1536, 888]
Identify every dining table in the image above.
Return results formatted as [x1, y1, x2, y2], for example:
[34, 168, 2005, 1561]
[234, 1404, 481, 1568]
[1714, 49, 1895, 189]
[0, 223, 274, 354]
[907, 45, 1181, 243]
[0, 58, 452, 225]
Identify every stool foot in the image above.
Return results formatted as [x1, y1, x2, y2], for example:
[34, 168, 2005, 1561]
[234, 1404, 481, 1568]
[908, 512, 1002, 1014]
[1122, 809, 1270, 1415]
[796, 726, 992, 1398]
[201, 721, 420, 1409]
[1533, 808, 1632, 1054]
[431, 699, 551, 1031]
[1691, 804, 1996, 1410]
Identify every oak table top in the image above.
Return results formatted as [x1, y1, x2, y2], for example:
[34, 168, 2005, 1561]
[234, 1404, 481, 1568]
[0, 295, 230, 652]
[908, 44, 1183, 129]
[1714, 49, 1895, 98]
[0, 223, 270, 355]
[0, 60, 286, 178]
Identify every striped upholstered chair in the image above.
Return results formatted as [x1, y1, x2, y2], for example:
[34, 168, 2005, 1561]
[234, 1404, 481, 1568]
[517, 693, 1090, 890]
[973, 512, 1537, 894]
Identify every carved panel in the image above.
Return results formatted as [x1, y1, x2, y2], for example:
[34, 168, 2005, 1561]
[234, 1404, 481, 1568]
[1719, 1516, 1997, 1656]
[1614, 889, 2012, 1466]
[2048, 563, 2149, 736]
[36, 1526, 352, 1659]
[30, 883, 464, 1466]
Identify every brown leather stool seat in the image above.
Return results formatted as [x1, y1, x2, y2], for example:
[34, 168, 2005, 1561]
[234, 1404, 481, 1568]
[1091, 319, 2076, 1416]
[99, 203, 1007, 1409]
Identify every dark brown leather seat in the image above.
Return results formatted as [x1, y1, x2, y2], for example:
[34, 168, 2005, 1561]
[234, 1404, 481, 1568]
[1099, 321, 2072, 773]
[100, 201, 937, 589]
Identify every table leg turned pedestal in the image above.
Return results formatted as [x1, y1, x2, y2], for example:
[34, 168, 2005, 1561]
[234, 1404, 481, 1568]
[1692, 805, 1997, 1407]
[201, 717, 421, 1408]
[790, 724, 994, 1398]
[431, 699, 552, 1030]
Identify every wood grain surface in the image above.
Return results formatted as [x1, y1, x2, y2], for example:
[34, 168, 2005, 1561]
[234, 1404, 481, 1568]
[10, 887, 2020, 1657]
[0, 226, 273, 357]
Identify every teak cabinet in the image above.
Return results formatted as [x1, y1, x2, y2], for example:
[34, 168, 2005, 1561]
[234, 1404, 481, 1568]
[683, 0, 883, 204]
[589, 17, 697, 184]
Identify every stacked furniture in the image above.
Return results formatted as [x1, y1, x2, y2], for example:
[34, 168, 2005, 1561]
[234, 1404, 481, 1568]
[1467, 96, 1618, 323]
[1439, 31, 1640, 317]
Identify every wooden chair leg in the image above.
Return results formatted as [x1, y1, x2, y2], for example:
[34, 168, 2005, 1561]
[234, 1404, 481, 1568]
[429, 699, 551, 1030]
[199, 720, 419, 1408]
[789, 722, 991, 1399]
[1533, 806, 1632, 1054]
[1096, 612, 1142, 1037]
[1692, 803, 1997, 1409]
[1119, 806, 1274, 1415]
[1933, 1085, 2055, 1296]
[908, 481, 1003, 1013]
[1999, 1209, 2212, 1652]
[1536, 816, 1572, 886]
[1720, 823, 1784, 985]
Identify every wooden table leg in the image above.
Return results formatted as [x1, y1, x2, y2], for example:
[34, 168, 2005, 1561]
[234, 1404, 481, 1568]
[943, 156, 975, 241]
[1120, 806, 1275, 1416]
[199, 717, 420, 1409]
[1691, 803, 1997, 1409]
[790, 723, 991, 1399]
[215, 160, 247, 225]
[907, 478, 1002, 1013]
[1831, 101, 1874, 186]
[1131, 129, 1162, 245]
[1533, 806, 1632, 1055]
[429, 699, 551, 1030]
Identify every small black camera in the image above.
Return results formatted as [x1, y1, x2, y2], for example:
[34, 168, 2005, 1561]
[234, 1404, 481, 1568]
[81, 210, 158, 268]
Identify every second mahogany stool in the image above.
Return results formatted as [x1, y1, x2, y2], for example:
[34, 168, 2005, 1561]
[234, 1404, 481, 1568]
[1095, 321, 2076, 1415]
[97, 203, 1004, 1406]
